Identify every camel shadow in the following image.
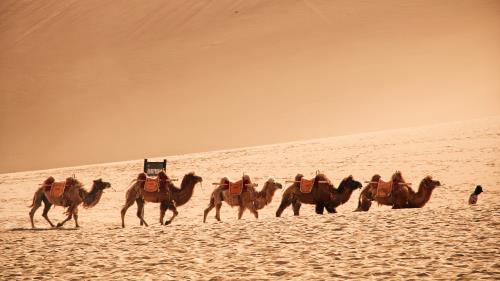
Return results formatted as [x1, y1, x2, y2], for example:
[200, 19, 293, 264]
[9, 227, 79, 232]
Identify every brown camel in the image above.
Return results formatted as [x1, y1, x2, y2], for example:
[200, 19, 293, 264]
[355, 171, 441, 211]
[29, 177, 111, 228]
[203, 177, 282, 223]
[276, 174, 362, 217]
[120, 171, 202, 228]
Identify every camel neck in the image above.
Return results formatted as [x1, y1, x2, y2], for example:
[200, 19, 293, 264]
[411, 184, 434, 207]
[81, 186, 104, 208]
[172, 179, 196, 206]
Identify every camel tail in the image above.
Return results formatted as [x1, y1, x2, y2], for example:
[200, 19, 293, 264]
[28, 188, 43, 208]
[28, 192, 37, 208]
[120, 179, 139, 209]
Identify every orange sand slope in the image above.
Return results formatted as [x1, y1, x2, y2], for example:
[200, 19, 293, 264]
[0, 117, 498, 280]
[1, 0, 500, 172]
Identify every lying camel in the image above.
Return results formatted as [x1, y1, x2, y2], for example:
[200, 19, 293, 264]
[203, 176, 282, 222]
[276, 174, 362, 217]
[355, 171, 441, 211]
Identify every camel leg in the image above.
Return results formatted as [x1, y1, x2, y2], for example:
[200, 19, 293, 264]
[248, 204, 258, 219]
[73, 207, 80, 228]
[56, 207, 74, 228]
[315, 202, 325, 214]
[120, 197, 135, 228]
[215, 203, 222, 222]
[160, 201, 168, 225]
[165, 205, 178, 225]
[136, 198, 146, 226]
[29, 193, 43, 229]
[276, 197, 292, 217]
[41, 198, 55, 228]
[203, 201, 215, 223]
[292, 200, 301, 216]
[356, 197, 372, 212]
[325, 205, 336, 214]
[136, 199, 149, 227]
[238, 206, 245, 220]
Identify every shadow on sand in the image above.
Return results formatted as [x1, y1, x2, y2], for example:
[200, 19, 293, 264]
[9, 227, 79, 232]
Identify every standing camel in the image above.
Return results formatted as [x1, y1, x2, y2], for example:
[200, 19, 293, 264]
[355, 171, 441, 211]
[29, 177, 111, 228]
[159, 172, 203, 225]
[276, 174, 362, 217]
[203, 177, 282, 223]
[120, 171, 202, 228]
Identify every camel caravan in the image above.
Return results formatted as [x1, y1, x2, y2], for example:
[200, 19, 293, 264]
[27, 158, 443, 228]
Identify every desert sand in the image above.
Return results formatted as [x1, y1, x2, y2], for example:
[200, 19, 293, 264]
[0, 117, 498, 280]
[2, 0, 499, 172]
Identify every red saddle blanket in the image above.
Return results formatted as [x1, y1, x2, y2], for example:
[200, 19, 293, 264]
[143, 177, 159, 193]
[228, 180, 243, 195]
[300, 178, 315, 193]
[376, 180, 393, 198]
[46, 181, 66, 198]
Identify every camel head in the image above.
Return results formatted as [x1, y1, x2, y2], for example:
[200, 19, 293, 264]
[93, 178, 111, 191]
[264, 178, 282, 190]
[184, 172, 203, 185]
[421, 176, 441, 190]
[338, 175, 362, 191]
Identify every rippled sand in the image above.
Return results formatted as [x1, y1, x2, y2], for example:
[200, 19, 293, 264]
[1, 117, 499, 280]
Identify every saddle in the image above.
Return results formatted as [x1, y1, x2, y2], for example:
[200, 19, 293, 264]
[143, 177, 160, 193]
[299, 178, 315, 193]
[376, 180, 393, 198]
[228, 180, 244, 196]
[46, 181, 67, 198]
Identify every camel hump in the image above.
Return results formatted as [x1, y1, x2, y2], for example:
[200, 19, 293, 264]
[43, 176, 55, 185]
[315, 173, 332, 185]
[391, 171, 406, 184]
[242, 175, 252, 184]
[294, 174, 304, 181]
[157, 171, 170, 181]
[65, 177, 81, 188]
[371, 174, 381, 182]
[219, 177, 230, 185]
[137, 173, 147, 181]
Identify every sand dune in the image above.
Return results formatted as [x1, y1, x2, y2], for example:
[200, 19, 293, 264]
[1, 0, 499, 172]
[0, 117, 499, 280]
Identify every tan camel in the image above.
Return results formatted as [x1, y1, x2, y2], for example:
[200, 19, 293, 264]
[276, 174, 362, 216]
[29, 177, 111, 228]
[120, 171, 202, 228]
[203, 177, 282, 223]
[355, 172, 441, 211]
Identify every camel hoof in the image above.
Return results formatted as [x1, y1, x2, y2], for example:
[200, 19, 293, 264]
[56, 223, 63, 228]
[164, 221, 171, 225]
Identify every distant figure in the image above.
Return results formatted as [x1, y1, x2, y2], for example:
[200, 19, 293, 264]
[468, 185, 483, 205]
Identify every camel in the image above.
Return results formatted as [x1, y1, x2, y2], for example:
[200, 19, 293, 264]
[203, 177, 282, 223]
[120, 171, 202, 228]
[355, 171, 441, 211]
[29, 177, 111, 228]
[275, 174, 362, 217]
[159, 172, 203, 225]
